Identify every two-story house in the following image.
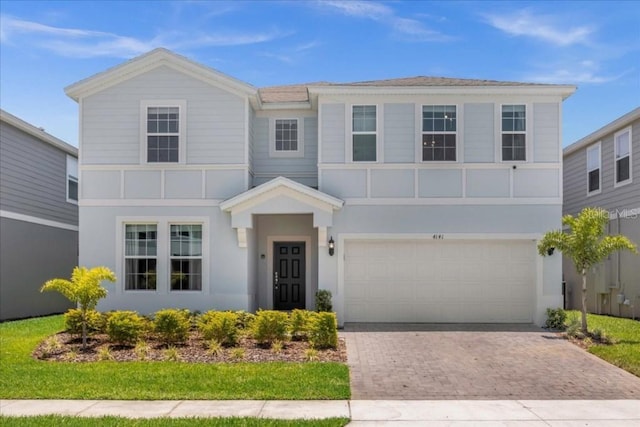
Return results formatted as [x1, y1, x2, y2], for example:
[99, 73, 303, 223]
[563, 107, 639, 319]
[65, 48, 575, 326]
[0, 109, 77, 320]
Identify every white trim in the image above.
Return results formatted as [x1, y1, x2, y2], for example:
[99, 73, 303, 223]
[419, 104, 459, 163]
[613, 126, 633, 188]
[341, 197, 561, 205]
[269, 117, 305, 158]
[139, 100, 187, 165]
[81, 199, 221, 207]
[266, 235, 312, 310]
[500, 103, 528, 163]
[586, 142, 602, 196]
[167, 222, 206, 293]
[80, 164, 247, 171]
[0, 210, 78, 231]
[318, 162, 560, 170]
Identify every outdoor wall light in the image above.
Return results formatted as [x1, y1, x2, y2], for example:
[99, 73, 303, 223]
[547, 247, 555, 256]
[328, 236, 335, 256]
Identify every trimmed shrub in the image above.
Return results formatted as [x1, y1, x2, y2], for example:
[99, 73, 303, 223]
[252, 310, 289, 345]
[154, 309, 191, 344]
[289, 309, 311, 340]
[308, 312, 338, 349]
[235, 310, 256, 330]
[315, 290, 333, 312]
[198, 311, 239, 346]
[64, 308, 103, 336]
[106, 311, 146, 345]
[545, 307, 567, 330]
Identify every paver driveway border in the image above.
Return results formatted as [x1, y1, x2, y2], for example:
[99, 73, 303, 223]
[341, 323, 640, 400]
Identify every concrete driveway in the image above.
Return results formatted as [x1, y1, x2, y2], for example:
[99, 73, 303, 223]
[342, 323, 640, 400]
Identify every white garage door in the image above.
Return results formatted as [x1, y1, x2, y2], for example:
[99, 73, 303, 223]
[344, 240, 535, 323]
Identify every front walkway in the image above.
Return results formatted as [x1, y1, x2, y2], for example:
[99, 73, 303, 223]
[342, 323, 640, 400]
[2, 399, 640, 426]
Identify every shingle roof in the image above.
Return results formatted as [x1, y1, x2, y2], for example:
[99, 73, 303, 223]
[258, 76, 559, 104]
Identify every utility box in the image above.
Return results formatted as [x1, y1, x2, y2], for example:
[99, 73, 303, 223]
[589, 262, 608, 294]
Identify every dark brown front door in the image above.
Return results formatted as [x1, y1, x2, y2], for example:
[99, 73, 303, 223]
[273, 242, 305, 310]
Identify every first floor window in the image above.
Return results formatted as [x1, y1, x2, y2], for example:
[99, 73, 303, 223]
[352, 105, 377, 161]
[615, 127, 631, 184]
[587, 143, 601, 193]
[170, 224, 202, 291]
[66, 155, 78, 202]
[422, 105, 456, 161]
[125, 224, 157, 290]
[502, 105, 526, 161]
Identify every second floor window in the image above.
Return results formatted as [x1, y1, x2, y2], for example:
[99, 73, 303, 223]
[147, 106, 179, 163]
[614, 127, 632, 185]
[275, 119, 298, 152]
[352, 105, 377, 162]
[422, 105, 456, 161]
[502, 105, 526, 161]
[125, 224, 157, 291]
[66, 155, 78, 202]
[587, 143, 601, 194]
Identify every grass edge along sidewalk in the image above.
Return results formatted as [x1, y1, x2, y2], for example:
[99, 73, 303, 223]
[0, 315, 350, 400]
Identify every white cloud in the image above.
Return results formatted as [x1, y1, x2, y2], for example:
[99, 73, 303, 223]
[0, 15, 288, 58]
[484, 9, 593, 46]
[319, 0, 452, 42]
[524, 61, 630, 84]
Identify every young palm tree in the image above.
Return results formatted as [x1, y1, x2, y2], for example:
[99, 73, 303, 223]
[538, 207, 637, 333]
[41, 266, 116, 350]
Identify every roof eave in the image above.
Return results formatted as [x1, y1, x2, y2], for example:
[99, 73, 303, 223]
[260, 101, 312, 111]
[308, 85, 577, 99]
[564, 107, 640, 156]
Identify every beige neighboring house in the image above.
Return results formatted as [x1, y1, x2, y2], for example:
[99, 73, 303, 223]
[563, 107, 640, 319]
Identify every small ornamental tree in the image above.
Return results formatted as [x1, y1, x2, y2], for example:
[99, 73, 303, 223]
[41, 266, 116, 350]
[538, 207, 636, 333]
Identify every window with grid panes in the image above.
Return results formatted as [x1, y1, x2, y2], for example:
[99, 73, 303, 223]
[422, 105, 457, 161]
[501, 105, 526, 161]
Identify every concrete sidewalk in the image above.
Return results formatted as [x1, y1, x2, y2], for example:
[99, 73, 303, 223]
[2, 399, 640, 425]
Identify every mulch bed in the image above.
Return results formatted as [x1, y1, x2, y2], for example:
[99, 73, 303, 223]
[33, 331, 347, 363]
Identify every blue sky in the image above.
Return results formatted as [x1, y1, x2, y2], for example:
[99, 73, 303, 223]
[1, 0, 638, 147]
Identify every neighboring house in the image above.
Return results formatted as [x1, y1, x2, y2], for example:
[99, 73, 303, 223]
[0, 109, 78, 320]
[563, 107, 640, 319]
[65, 48, 575, 326]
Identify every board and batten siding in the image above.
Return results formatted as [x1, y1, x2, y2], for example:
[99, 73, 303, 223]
[384, 103, 415, 163]
[0, 121, 78, 225]
[81, 65, 246, 165]
[563, 119, 640, 216]
[320, 103, 345, 163]
[251, 116, 318, 187]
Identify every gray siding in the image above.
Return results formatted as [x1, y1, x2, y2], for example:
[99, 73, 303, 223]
[321, 103, 345, 163]
[251, 117, 318, 187]
[371, 169, 414, 197]
[82, 65, 246, 165]
[0, 121, 78, 225]
[564, 118, 640, 215]
[533, 103, 560, 162]
[0, 217, 76, 320]
[464, 103, 494, 163]
[384, 103, 415, 163]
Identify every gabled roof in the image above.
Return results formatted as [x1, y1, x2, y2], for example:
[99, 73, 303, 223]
[220, 176, 343, 213]
[564, 107, 640, 156]
[0, 109, 77, 156]
[65, 48, 257, 101]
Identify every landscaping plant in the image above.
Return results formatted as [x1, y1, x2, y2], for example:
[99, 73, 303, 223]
[252, 310, 289, 345]
[544, 307, 567, 330]
[41, 266, 116, 350]
[315, 290, 333, 312]
[105, 311, 146, 346]
[538, 207, 636, 333]
[154, 309, 191, 345]
[308, 312, 338, 349]
[198, 311, 239, 346]
[289, 309, 311, 340]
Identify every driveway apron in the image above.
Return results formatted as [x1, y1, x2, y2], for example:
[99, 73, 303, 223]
[342, 323, 640, 400]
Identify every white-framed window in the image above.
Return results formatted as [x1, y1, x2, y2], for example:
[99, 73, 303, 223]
[352, 105, 377, 162]
[269, 118, 304, 158]
[586, 143, 601, 195]
[501, 105, 526, 161]
[614, 126, 632, 186]
[422, 105, 457, 161]
[170, 224, 202, 291]
[140, 100, 186, 164]
[66, 155, 78, 203]
[124, 224, 157, 291]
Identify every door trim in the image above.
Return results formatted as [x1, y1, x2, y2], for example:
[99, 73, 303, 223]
[267, 235, 311, 310]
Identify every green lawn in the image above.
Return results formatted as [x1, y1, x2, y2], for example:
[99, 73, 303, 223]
[566, 311, 640, 377]
[0, 316, 350, 400]
[0, 416, 349, 427]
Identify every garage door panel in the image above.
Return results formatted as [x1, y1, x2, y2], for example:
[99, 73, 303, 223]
[344, 240, 535, 323]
